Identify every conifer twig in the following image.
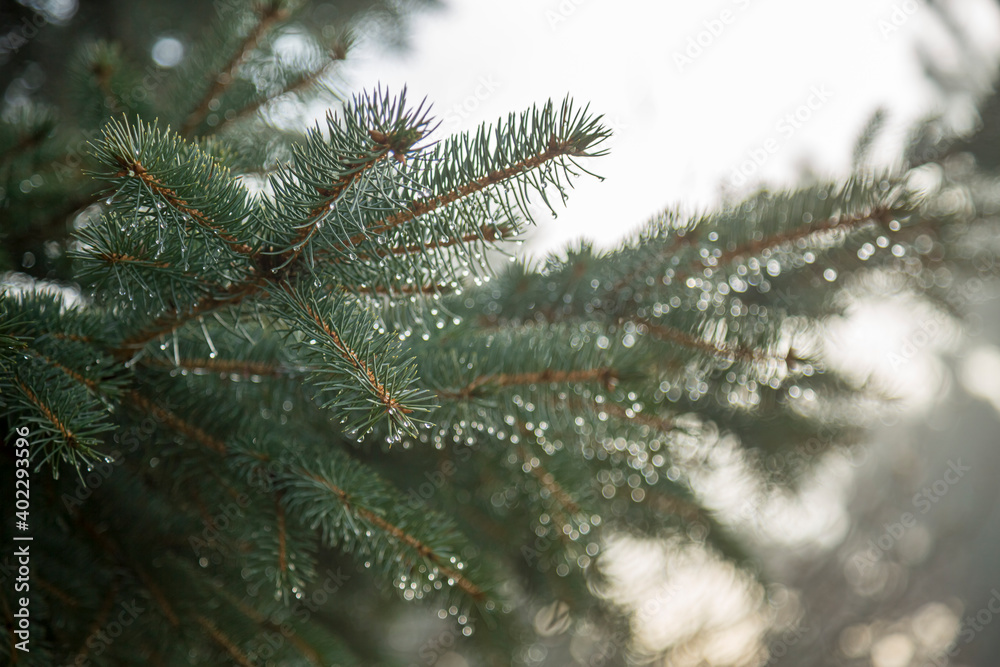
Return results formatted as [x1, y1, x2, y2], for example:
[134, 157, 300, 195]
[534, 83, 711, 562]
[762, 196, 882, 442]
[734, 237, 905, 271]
[50, 332, 94, 344]
[276, 495, 288, 574]
[112, 158, 254, 255]
[76, 517, 182, 628]
[97, 251, 172, 270]
[517, 446, 581, 516]
[297, 297, 408, 414]
[300, 467, 486, 601]
[195, 614, 254, 666]
[600, 400, 679, 434]
[35, 575, 79, 608]
[279, 140, 392, 268]
[384, 223, 512, 257]
[16, 378, 81, 449]
[213, 53, 346, 134]
[26, 349, 100, 393]
[635, 318, 787, 365]
[135, 567, 181, 627]
[670, 206, 895, 288]
[437, 367, 619, 401]
[714, 205, 894, 265]
[340, 282, 453, 297]
[181, 4, 290, 137]
[646, 489, 704, 522]
[71, 582, 119, 664]
[328, 139, 586, 254]
[322, 223, 513, 264]
[608, 228, 700, 298]
[115, 280, 264, 356]
[0, 124, 49, 165]
[91, 59, 120, 113]
[204, 575, 324, 665]
[128, 392, 228, 454]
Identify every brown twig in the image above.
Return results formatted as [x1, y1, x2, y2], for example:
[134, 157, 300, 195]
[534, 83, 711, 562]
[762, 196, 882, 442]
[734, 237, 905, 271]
[15, 379, 81, 449]
[127, 392, 227, 455]
[302, 468, 486, 601]
[517, 446, 581, 516]
[326, 139, 581, 255]
[438, 366, 619, 401]
[637, 318, 760, 363]
[213, 55, 345, 134]
[181, 5, 289, 137]
[298, 297, 409, 414]
[97, 252, 171, 269]
[195, 614, 253, 666]
[114, 280, 263, 357]
[715, 206, 894, 266]
[70, 582, 119, 664]
[112, 158, 253, 255]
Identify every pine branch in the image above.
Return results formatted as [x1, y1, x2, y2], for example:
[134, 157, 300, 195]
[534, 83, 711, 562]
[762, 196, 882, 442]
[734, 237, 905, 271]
[130, 389, 478, 608]
[213, 50, 347, 135]
[70, 581, 119, 665]
[96, 251, 172, 270]
[517, 445, 581, 516]
[600, 401, 679, 434]
[635, 318, 788, 365]
[276, 131, 394, 269]
[329, 136, 590, 256]
[135, 566, 181, 627]
[715, 205, 895, 266]
[127, 392, 228, 454]
[25, 349, 100, 394]
[342, 282, 454, 297]
[114, 281, 263, 357]
[74, 516, 183, 633]
[109, 155, 253, 255]
[327, 222, 514, 265]
[91, 117, 256, 261]
[294, 292, 396, 406]
[181, 3, 290, 137]
[50, 332, 94, 344]
[296, 465, 486, 601]
[15, 378, 83, 451]
[607, 216, 701, 296]
[258, 88, 436, 266]
[646, 489, 704, 522]
[34, 575, 79, 608]
[203, 576, 325, 665]
[438, 366, 619, 401]
[251, 95, 608, 296]
[228, 440, 491, 606]
[195, 614, 254, 666]
[93, 66, 118, 112]
[276, 495, 288, 575]
[0, 117, 52, 166]
[270, 283, 434, 438]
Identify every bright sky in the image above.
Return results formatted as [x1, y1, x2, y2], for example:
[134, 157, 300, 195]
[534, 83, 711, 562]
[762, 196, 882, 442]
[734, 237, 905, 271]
[341, 0, 1000, 257]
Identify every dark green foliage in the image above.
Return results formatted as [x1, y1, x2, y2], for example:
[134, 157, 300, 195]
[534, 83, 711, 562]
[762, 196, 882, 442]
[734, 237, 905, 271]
[3, 2, 1000, 665]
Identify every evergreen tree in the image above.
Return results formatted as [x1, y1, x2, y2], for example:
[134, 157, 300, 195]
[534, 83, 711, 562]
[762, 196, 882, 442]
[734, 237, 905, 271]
[2, 1, 998, 665]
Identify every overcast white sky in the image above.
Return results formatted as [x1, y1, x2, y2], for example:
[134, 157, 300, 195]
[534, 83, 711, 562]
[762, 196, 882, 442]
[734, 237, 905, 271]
[339, 0, 1000, 257]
